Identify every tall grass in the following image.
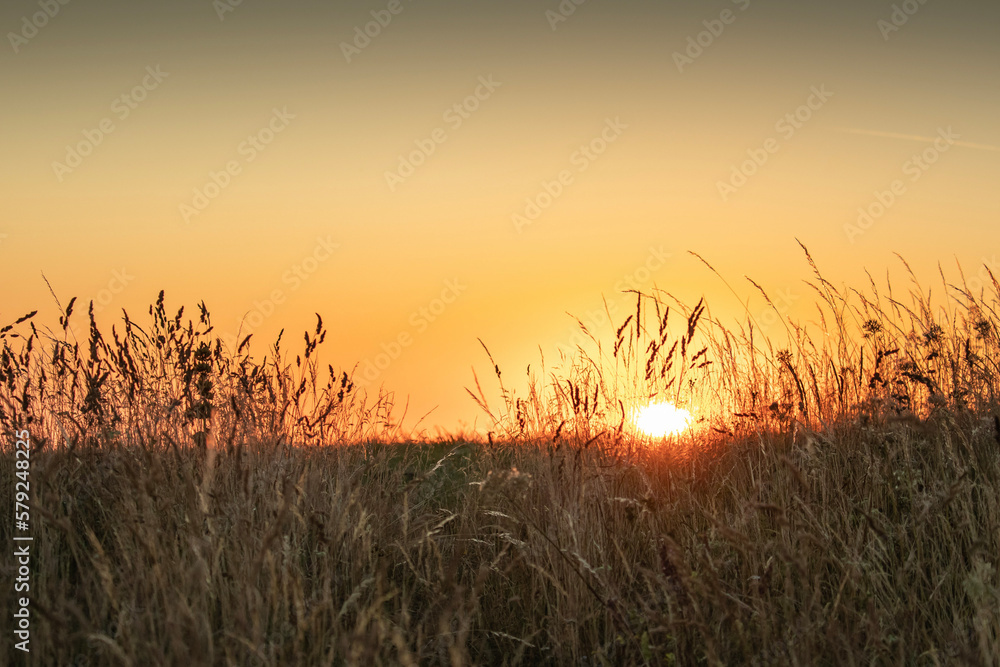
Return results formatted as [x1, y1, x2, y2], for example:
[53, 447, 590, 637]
[473, 245, 1000, 446]
[1, 250, 998, 665]
[0, 290, 402, 449]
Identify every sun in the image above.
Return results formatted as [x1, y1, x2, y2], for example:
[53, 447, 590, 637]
[632, 401, 692, 437]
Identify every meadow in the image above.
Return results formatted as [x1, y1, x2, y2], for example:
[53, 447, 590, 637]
[2, 249, 999, 666]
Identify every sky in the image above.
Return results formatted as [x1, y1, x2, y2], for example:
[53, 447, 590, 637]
[2, 0, 998, 434]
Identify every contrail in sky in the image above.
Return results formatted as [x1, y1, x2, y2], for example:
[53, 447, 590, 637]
[833, 127, 1000, 152]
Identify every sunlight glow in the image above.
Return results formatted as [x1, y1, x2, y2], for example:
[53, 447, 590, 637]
[632, 401, 691, 437]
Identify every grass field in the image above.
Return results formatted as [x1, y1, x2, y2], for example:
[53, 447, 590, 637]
[2, 251, 999, 665]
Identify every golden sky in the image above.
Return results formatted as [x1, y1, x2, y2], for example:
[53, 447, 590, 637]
[2, 0, 998, 432]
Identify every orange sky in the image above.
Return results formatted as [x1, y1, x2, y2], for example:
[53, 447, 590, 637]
[2, 0, 998, 433]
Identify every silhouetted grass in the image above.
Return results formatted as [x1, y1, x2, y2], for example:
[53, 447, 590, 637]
[1, 250, 998, 665]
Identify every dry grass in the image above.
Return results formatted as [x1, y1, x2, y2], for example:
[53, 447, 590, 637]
[1, 250, 999, 665]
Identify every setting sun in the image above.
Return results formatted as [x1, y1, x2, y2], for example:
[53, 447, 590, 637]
[632, 401, 692, 438]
